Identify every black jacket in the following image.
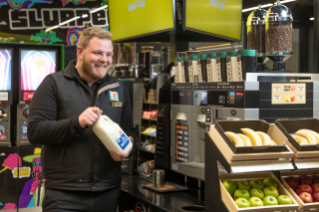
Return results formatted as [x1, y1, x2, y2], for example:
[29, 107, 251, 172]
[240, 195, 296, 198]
[28, 60, 134, 191]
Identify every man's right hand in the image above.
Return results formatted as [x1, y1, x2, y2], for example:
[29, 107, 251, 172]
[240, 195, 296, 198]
[79, 107, 103, 128]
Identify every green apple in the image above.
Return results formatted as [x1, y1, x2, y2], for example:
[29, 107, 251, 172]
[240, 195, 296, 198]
[236, 180, 251, 190]
[277, 195, 293, 205]
[263, 177, 278, 189]
[223, 180, 237, 195]
[263, 195, 278, 206]
[263, 186, 279, 198]
[234, 189, 250, 200]
[250, 188, 264, 199]
[250, 179, 265, 190]
[249, 197, 264, 207]
[235, 198, 250, 208]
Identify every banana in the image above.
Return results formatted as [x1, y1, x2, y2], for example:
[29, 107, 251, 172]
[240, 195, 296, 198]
[237, 133, 252, 146]
[225, 131, 244, 147]
[294, 136, 309, 145]
[306, 130, 319, 144]
[295, 129, 317, 144]
[240, 128, 263, 146]
[270, 139, 278, 145]
[256, 131, 271, 145]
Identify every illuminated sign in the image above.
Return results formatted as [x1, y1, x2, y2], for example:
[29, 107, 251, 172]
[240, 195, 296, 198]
[109, 0, 174, 41]
[185, 0, 242, 40]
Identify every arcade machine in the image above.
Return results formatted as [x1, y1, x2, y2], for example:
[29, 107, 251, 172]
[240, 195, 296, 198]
[0, 48, 13, 147]
[17, 48, 60, 145]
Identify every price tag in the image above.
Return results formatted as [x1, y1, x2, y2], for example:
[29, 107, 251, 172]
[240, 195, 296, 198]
[172, 164, 178, 171]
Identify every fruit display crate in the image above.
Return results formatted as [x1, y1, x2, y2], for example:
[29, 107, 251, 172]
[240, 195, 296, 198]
[219, 172, 299, 212]
[275, 119, 319, 153]
[215, 120, 287, 154]
[281, 170, 319, 212]
[208, 125, 294, 173]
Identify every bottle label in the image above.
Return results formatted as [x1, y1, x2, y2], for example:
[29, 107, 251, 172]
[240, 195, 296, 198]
[116, 133, 130, 150]
[197, 60, 203, 82]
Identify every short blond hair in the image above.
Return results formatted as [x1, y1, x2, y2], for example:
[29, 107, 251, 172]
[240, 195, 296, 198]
[77, 27, 113, 49]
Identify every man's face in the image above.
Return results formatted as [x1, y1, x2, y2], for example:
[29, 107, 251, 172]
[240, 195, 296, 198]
[78, 37, 113, 81]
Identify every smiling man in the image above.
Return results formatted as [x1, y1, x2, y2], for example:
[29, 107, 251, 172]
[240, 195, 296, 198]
[27, 27, 135, 212]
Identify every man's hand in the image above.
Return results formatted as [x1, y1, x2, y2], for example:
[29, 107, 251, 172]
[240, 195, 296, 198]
[79, 107, 103, 128]
[110, 136, 134, 161]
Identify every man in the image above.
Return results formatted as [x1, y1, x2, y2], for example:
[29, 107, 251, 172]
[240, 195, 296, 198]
[27, 27, 134, 212]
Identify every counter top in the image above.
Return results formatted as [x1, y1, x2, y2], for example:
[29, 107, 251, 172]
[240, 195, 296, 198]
[121, 175, 205, 212]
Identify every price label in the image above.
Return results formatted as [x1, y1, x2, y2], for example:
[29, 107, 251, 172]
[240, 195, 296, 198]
[274, 88, 281, 92]
[298, 88, 304, 91]
[298, 96, 304, 100]
[274, 96, 280, 100]
[172, 164, 178, 171]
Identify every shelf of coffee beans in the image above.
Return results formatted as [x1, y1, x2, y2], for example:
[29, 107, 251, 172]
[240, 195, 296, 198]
[241, 49, 257, 80]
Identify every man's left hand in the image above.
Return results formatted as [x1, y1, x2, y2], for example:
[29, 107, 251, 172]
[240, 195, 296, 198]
[110, 136, 134, 162]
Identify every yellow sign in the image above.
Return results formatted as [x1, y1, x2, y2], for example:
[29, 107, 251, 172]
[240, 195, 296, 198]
[12, 167, 31, 178]
[185, 0, 242, 40]
[271, 83, 306, 104]
[109, 0, 174, 41]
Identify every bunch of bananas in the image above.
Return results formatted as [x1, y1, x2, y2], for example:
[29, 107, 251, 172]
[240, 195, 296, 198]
[224, 128, 278, 147]
[291, 129, 319, 145]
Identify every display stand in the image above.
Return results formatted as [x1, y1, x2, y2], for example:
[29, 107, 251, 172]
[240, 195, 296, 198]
[205, 126, 299, 212]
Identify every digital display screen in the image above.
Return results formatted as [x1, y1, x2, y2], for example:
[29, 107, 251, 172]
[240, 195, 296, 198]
[20, 50, 56, 91]
[185, 0, 242, 40]
[201, 92, 208, 105]
[0, 49, 12, 91]
[109, 0, 174, 41]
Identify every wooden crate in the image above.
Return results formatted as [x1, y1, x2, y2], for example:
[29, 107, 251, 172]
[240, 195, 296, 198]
[219, 172, 299, 212]
[286, 141, 319, 160]
[281, 170, 319, 212]
[208, 125, 294, 164]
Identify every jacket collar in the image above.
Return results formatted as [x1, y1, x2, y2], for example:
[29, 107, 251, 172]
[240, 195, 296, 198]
[64, 59, 117, 84]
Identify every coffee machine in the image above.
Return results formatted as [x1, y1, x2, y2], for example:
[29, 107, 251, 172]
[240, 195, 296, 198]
[0, 48, 13, 147]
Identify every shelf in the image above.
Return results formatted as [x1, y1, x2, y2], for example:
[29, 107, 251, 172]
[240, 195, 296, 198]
[143, 102, 158, 105]
[142, 118, 157, 121]
[141, 134, 156, 138]
[140, 148, 155, 154]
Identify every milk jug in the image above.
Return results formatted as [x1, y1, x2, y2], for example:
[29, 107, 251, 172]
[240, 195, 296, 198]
[92, 115, 133, 155]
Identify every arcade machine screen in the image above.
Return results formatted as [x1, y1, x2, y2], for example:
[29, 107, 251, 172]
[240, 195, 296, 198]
[18, 49, 57, 143]
[20, 49, 56, 93]
[0, 49, 12, 91]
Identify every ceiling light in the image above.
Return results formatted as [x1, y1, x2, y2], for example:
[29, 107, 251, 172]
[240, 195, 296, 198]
[45, 25, 59, 33]
[90, 5, 108, 13]
[275, 0, 296, 4]
[82, 14, 88, 18]
[242, 4, 273, 12]
[242, 0, 297, 13]
[59, 16, 80, 26]
[310, 17, 314, 20]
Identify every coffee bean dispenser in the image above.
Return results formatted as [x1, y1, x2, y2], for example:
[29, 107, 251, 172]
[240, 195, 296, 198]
[246, 5, 268, 71]
[265, 0, 293, 72]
